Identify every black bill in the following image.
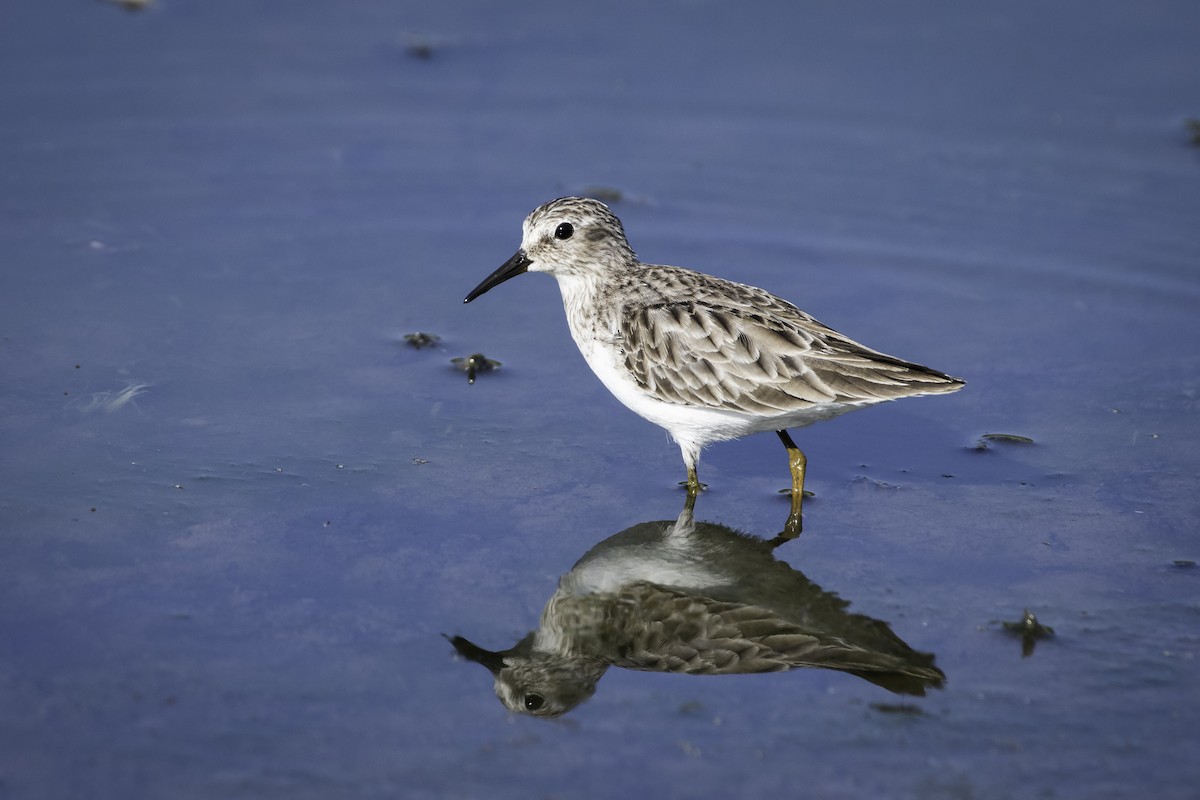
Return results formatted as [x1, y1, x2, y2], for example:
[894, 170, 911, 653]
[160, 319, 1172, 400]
[446, 635, 508, 674]
[463, 249, 532, 303]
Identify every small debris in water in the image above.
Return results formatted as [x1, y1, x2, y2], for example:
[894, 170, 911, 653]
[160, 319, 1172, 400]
[412, 457, 429, 465]
[1185, 118, 1200, 146]
[583, 186, 625, 203]
[870, 703, 925, 716]
[1172, 559, 1195, 568]
[1001, 608, 1054, 657]
[404, 34, 436, 60]
[101, 0, 154, 11]
[403, 332, 441, 349]
[451, 353, 501, 384]
[850, 475, 900, 490]
[973, 432, 1036, 451]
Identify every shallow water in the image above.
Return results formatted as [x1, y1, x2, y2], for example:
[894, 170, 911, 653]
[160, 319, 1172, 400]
[2, 1, 1199, 798]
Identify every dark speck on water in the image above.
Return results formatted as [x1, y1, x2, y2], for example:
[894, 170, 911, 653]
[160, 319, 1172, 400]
[870, 703, 926, 716]
[451, 353, 501, 384]
[1185, 118, 1200, 146]
[973, 432, 1036, 451]
[103, 0, 154, 11]
[405, 35, 435, 60]
[582, 186, 625, 203]
[1001, 609, 1055, 658]
[403, 332, 441, 349]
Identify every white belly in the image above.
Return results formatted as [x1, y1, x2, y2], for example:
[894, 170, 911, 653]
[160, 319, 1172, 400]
[579, 339, 751, 443]
[556, 276, 864, 466]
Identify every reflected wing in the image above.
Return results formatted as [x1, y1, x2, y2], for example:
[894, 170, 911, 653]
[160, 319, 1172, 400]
[613, 582, 944, 693]
[618, 267, 963, 413]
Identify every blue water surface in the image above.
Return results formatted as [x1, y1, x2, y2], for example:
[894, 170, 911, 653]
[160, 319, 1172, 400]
[2, 2, 1198, 798]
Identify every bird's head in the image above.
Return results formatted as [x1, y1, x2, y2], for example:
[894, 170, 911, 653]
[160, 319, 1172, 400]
[447, 633, 607, 718]
[464, 197, 636, 303]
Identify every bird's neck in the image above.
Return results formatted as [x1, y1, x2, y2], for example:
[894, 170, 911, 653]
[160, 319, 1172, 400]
[554, 272, 619, 356]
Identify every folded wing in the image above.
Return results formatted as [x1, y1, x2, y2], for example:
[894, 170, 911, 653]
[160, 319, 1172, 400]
[619, 268, 963, 413]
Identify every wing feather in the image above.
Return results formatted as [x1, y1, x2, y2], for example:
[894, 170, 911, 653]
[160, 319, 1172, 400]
[611, 583, 943, 685]
[617, 266, 963, 413]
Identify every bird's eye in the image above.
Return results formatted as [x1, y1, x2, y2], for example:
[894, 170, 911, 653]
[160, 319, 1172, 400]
[524, 694, 545, 711]
[554, 223, 574, 240]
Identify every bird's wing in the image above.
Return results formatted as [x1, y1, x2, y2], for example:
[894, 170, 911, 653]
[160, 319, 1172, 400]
[618, 268, 963, 413]
[618, 597, 825, 674]
[612, 583, 943, 691]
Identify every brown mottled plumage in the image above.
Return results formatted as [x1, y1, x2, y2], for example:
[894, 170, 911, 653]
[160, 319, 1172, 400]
[466, 197, 963, 533]
[449, 503, 945, 717]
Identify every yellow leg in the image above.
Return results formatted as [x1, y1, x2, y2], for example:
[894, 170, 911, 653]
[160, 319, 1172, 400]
[777, 430, 807, 538]
[683, 463, 706, 495]
[683, 476, 697, 518]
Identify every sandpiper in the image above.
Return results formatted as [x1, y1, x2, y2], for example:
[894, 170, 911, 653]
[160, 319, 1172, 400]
[449, 497, 944, 717]
[465, 197, 964, 535]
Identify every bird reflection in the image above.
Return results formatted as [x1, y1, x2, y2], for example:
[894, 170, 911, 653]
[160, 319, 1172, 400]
[449, 496, 944, 717]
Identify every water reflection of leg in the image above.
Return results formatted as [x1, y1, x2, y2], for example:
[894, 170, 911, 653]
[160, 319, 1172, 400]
[777, 430, 807, 539]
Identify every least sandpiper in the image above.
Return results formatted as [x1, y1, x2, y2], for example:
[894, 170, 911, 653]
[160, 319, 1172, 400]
[449, 497, 944, 717]
[465, 197, 964, 534]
